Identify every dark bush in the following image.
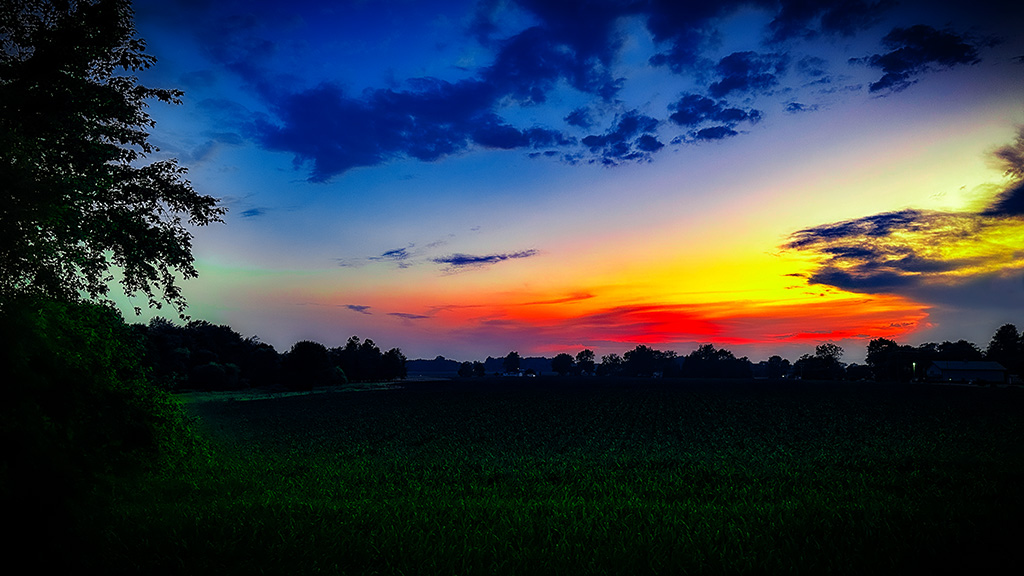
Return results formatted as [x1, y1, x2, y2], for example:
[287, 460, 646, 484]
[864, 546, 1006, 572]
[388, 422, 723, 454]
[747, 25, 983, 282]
[0, 298, 204, 563]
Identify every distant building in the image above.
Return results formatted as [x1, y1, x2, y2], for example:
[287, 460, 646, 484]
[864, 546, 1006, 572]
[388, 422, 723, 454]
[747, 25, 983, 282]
[926, 361, 1007, 384]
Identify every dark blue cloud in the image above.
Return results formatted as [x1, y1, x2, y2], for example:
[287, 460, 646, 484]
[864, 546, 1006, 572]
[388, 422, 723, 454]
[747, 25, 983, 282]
[433, 250, 539, 269]
[239, 208, 266, 218]
[788, 126, 1024, 294]
[692, 126, 739, 141]
[344, 305, 372, 315]
[181, 0, 1009, 181]
[768, 0, 894, 42]
[369, 247, 415, 268]
[565, 107, 593, 128]
[805, 266, 917, 291]
[784, 101, 818, 113]
[645, 0, 740, 73]
[709, 52, 789, 98]
[853, 25, 981, 93]
[388, 312, 431, 320]
[984, 181, 1024, 216]
[783, 208, 1006, 294]
[668, 93, 761, 127]
[787, 210, 927, 248]
[503, 0, 638, 99]
[581, 110, 663, 164]
[254, 77, 578, 181]
[796, 55, 829, 79]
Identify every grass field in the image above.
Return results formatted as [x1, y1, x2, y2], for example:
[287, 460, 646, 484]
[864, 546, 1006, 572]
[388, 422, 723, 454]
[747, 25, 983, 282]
[90, 378, 1024, 574]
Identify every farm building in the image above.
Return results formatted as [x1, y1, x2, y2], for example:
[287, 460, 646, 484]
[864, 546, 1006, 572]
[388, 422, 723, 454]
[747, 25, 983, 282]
[926, 361, 1007, 384]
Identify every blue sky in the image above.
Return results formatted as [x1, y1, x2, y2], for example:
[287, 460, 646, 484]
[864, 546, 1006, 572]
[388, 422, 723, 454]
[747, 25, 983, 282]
[121, 0, 1024, 362]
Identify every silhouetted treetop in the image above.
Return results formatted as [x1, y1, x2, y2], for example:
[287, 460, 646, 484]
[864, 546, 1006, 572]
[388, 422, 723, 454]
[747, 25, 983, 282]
[0, 0, 224, 313]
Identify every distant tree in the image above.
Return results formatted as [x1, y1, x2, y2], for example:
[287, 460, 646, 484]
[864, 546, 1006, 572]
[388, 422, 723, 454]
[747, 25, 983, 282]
[598, 353, 623, 376]
[987, 324, 1023, 376]
[503, 351, 521, 373]
[473, 361, 486, 377]
[359, 339, 384, 381]
[866, 338, 909, 381]
[846, 363, 873, 381]
[936, 340, 983, 361]
[282, 340, 334, 391]
[381, 347, 407, 380]
[766, 355, 790, 379]
[576, 349, 596, 375]
[792, 343, 845, 380]
[815, 342, 843, 363]
[622, 345, 680, 377]
[240, 337, 281, 388]
[458, 361, 474, 378]
[551, 353, 575, 375]
[333, 337, 359, 381]
[624, 345, 658, 376]
[681, 344, 751, 378]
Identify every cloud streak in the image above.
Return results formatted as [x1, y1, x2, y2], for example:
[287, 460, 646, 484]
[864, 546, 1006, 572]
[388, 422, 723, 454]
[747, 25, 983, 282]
[432, 250, 540, 270]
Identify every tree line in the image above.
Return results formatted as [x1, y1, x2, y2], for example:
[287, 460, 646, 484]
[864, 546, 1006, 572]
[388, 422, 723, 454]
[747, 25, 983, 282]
[137, 318, 407, 392]
[460, 323, 1023, 382]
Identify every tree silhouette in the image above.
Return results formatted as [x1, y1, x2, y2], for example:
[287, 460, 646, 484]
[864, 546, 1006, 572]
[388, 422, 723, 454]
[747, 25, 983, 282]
[576, 349, 596, 374]
[551, 353, 574, 375]
[282, 340, 334, 391]
[503, 351, 521, 373]
[381, 348, 407, 380]
[987, 324, 1022, 376]
[681, 344, 750, 378]
[0, 0, 224, 314]
[598, 353, 623, 376]
[766, 355, 790, 378]
[866, 338, 905, 381]
[793, 343, 845, 380]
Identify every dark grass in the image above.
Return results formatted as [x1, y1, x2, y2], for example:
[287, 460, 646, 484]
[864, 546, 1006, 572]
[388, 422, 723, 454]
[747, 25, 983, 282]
[89, 378, 1024, 574]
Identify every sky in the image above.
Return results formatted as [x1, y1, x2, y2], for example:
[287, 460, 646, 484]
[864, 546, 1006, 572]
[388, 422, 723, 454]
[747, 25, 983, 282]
[119, 0, 1024, 363]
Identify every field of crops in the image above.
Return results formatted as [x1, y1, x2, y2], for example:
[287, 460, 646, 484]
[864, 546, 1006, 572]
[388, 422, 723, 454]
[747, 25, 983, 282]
[95, 378, 1024, 575]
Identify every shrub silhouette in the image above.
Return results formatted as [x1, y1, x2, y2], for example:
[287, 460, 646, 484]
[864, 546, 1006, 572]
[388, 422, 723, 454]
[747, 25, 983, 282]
[1, 298, 203, 564]
[282, 340, 336, 390]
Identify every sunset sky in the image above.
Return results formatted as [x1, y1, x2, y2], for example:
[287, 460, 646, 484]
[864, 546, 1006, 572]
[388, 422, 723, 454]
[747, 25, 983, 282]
[120, 0, 1024, 363]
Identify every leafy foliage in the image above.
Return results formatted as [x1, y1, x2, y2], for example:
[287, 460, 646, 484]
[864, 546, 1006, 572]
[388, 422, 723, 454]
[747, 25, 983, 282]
[0, 298, 204, 563]
[0, 0, 224, 313]
[503, 351, 521, 373]
[282, 340, 337, 391]
[987, 323, 1023, 376]
[681, 344, 751, 378]
[551, 352, 574, 375]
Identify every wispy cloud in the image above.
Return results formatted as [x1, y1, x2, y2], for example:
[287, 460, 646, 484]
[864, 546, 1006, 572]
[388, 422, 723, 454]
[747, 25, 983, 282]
[343, 304, 372, 314]
[239, 208, 267, 218]
[432, 249, 539, 271]
[388, 312, 431, 320]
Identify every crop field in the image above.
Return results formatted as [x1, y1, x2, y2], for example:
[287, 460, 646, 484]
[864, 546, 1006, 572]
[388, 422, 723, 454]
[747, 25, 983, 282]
[94, 378, 1024, 575]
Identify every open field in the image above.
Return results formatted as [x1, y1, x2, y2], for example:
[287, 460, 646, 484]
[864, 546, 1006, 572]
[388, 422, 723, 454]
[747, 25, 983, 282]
[93, 378, 1024, 574]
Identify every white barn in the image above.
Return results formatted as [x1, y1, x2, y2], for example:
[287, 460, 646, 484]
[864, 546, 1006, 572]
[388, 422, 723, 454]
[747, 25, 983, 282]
[926, 361, 1007, 384]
